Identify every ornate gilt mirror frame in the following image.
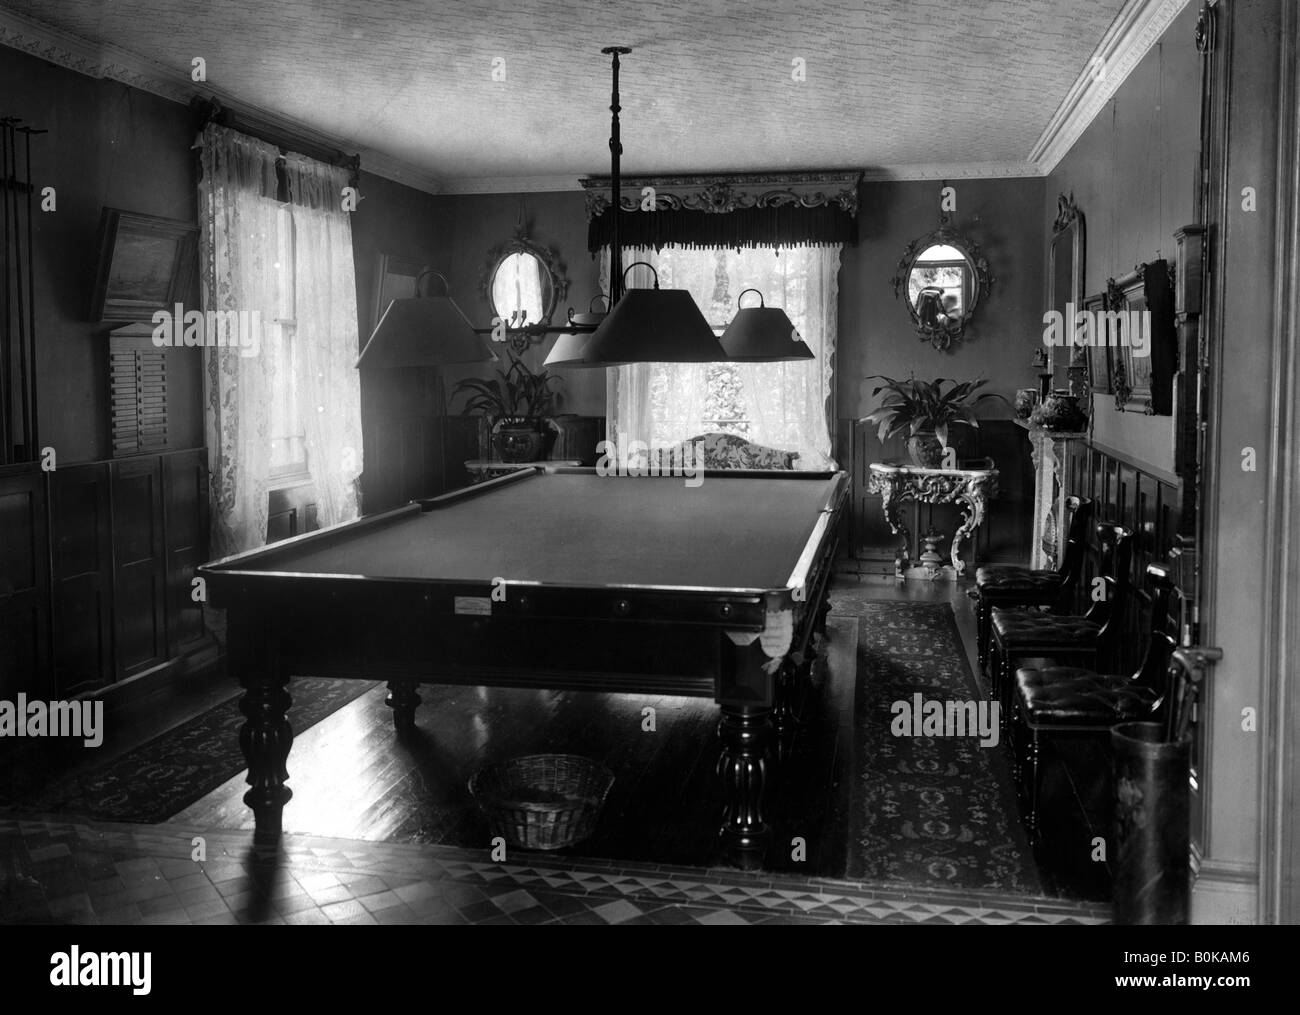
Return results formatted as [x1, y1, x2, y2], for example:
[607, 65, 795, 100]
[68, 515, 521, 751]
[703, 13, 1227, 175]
[1049, 193, 1086, 398]
[890, 222, 993, 350]
[478, 223, 569, 335]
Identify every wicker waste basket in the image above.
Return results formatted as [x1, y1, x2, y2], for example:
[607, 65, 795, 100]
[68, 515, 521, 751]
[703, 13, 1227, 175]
[469, 754, 614, 851]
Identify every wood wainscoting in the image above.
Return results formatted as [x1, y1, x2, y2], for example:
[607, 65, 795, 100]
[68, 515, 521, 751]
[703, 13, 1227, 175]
[836, 417, 1034, 571]
[0, 447, 211, 703]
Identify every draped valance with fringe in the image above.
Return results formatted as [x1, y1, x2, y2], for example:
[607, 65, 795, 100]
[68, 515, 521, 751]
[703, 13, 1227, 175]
[583, 171, 862, 252]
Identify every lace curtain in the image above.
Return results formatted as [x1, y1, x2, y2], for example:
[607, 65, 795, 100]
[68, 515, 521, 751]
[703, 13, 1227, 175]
[601, 244, 840, 469]
[282, 153, 363, 530]
[198, 124, 362, 557]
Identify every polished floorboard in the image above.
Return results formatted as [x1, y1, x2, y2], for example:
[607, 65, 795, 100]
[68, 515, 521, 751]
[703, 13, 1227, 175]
[6, 573, 1113, 913]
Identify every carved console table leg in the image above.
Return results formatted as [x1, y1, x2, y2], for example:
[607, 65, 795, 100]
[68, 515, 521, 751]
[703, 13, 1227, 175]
[951, 490, 988, 575]
[881, 488, 912, 576]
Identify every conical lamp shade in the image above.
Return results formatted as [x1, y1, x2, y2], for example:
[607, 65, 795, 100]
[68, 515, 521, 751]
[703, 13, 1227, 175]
[576, 288, 726, 366]
[543, 331, 591, 367]
[356, 295, 492, 368]
[720, 306, 815, 361]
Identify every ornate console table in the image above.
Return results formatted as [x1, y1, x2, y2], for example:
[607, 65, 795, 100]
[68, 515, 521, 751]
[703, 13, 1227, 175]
[866, 459, 999, 578]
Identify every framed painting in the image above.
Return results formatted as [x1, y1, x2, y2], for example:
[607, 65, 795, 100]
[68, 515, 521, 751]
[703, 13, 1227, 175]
[90, 209, 198, 323]
[1080, 290, 1111, 394]
[1106, 260, 1176, 415]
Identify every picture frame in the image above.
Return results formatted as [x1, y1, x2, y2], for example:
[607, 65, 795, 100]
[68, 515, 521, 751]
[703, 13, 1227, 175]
[371, 253, 428, 328]
[1082, 289, 1112, 394]
[90, 209, 198, 323]
[1106, 259, 1176, 415]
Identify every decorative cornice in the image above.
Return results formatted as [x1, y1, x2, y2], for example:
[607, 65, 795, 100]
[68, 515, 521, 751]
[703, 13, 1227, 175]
[1028, 0, 1194, 173]
[0, 7, 444, 195]
[579, 170, 862, 219]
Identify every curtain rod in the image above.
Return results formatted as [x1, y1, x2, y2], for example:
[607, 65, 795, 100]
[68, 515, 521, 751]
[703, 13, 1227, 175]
[190, 96, 361, 181]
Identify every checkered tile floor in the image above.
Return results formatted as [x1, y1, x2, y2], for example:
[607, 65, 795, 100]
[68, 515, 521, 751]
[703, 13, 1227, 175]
[0, 816, 1109, 925]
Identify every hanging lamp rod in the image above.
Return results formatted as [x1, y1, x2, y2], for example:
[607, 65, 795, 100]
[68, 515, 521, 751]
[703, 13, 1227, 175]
[602, 46, 631, 305]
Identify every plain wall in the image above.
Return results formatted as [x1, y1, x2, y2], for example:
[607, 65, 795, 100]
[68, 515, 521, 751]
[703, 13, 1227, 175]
[2, 47, 201, 463]
[2, 49, 447, 469]
[839, 176, 1048, 423]
[430, 190, 605, 416]
[1045, 0, 1203, 475]
[435, 176, 1049, 433]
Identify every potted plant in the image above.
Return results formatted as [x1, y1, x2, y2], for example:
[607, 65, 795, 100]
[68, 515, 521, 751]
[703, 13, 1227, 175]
[860, 375, 1007, 468]
[451, 352, 563, 463]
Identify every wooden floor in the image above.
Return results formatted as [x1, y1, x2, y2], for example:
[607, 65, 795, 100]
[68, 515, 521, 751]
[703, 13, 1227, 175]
[7, 572, 1112, 900]
[176, 614, 859, 875]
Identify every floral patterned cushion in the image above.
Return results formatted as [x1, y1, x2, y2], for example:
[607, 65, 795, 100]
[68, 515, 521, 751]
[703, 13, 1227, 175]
[671, 432, 799, 471]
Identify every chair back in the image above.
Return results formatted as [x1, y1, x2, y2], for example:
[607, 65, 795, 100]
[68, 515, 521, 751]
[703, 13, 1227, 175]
[1057, 496, 1095, 582]
[1084, 523, 1133, 666]
[1131, 563, 1177, 702]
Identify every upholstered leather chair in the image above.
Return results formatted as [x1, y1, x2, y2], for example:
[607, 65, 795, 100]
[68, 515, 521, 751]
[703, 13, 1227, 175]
[988, 523, 1134, 724]
[974, 496, 1094, 671]
[1009, 562, 1176, 840]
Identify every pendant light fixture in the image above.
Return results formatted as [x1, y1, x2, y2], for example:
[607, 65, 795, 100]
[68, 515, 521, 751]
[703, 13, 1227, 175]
[720, 288, 814, 361]
[555, 47, 727, 368]
[356, 270, 493, 369]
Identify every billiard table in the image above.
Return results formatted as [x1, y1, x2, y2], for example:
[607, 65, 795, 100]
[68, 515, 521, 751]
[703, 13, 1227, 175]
[199, 466, 848, 869]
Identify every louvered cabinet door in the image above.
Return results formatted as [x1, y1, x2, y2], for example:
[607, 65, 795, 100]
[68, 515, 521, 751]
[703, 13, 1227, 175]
[109, 336, 169, 457]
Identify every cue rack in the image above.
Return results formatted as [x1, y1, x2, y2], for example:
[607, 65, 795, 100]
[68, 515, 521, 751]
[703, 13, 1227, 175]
[1, 114, 45, 466]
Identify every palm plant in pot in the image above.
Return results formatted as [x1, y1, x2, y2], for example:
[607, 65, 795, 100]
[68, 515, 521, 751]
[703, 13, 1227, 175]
[451, 352, 563, 463]
[860, 375, 1007, 468]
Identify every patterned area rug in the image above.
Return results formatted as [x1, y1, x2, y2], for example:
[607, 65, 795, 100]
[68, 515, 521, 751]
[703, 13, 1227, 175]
[15, 677, 378, 823]
[835, 595, 1041, 894]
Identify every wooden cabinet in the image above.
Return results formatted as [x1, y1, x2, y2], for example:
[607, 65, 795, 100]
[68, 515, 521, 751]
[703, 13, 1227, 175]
[163, 449, 208, 653]
[111, 455, 167, 680]
[49, 462, 115, 696]
[0, 467, 51, 699]
[0, 448, 212, 697]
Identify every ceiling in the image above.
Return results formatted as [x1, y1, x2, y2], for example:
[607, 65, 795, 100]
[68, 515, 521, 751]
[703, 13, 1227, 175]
[4, 0, 1140, 191]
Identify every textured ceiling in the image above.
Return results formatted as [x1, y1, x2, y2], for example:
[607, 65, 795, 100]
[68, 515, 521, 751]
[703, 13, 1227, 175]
[4, 0, 1129, 189]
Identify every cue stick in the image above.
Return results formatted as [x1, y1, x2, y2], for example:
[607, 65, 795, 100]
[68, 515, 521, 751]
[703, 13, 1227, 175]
[20, 126, 42, 461]
[1, 117, 13, 465]
[9, 122, 29, 461]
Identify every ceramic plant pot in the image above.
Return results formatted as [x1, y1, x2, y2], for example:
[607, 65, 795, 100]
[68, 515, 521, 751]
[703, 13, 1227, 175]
[906, 431, 945, 468]
[1031, 390, 1088, 432]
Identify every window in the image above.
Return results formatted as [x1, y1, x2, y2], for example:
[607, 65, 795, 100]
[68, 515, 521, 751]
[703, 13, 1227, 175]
[606, 244, 839, 468]
[267, 206, 307, 483]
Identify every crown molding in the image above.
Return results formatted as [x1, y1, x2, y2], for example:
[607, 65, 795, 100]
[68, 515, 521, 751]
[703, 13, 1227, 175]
[1028, 0, 1193, 173]
[859, 162, 1043, 181]
[0, 7, 444, 195]
[439, 175, 585, 194]
[441, 163, 1042, 194]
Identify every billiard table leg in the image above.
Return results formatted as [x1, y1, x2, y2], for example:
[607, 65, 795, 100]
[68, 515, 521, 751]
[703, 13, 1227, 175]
[236, 653, 293, 844]
[385, 678, 421, 733]
[717, 704, 772, 870]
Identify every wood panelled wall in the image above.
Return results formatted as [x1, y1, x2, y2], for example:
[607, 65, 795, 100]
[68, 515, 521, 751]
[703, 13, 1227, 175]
[0, 448, 209, 701]
[836, 418, 1033, 570]
[1065, 440, 1184, 669]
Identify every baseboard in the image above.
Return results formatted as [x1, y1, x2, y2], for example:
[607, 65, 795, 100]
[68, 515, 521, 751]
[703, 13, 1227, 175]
[93, 636, 222, 717]
[1191, 858, 1259, 924]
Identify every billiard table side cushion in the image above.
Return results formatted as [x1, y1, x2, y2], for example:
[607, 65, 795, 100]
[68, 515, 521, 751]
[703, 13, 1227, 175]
[227, 472, 840, 592]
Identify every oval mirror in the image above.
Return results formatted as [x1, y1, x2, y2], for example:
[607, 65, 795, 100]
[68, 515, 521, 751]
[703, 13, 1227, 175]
[481, 232, 568, 333]
[490, 251, 553, 327]
[892, 229, 993, 349]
